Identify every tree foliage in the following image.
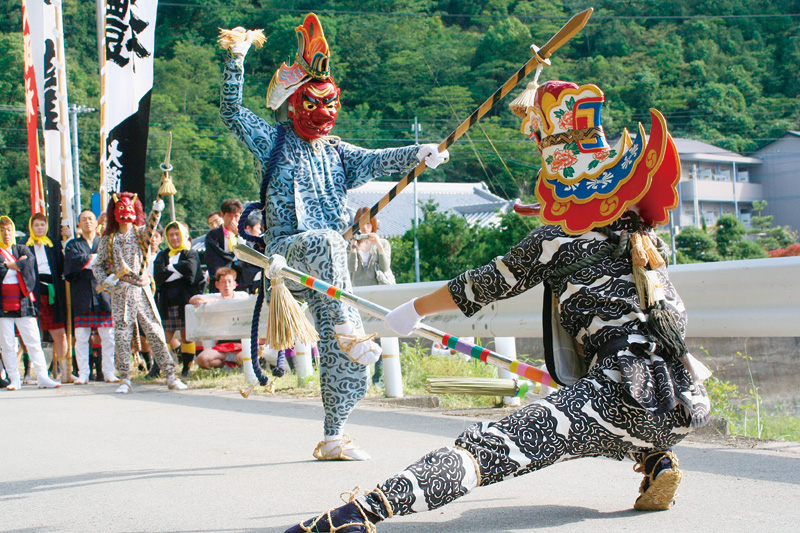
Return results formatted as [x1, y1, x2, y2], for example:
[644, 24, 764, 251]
[0, 0, 797, 240]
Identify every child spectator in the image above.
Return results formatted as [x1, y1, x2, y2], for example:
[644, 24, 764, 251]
[189, 267, 249, 369]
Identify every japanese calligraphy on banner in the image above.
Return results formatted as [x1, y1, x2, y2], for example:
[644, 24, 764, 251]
[100, 0, 157, 201]
[27, 0, 75, 234]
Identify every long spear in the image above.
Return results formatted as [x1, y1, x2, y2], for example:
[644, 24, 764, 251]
[233, 244, 556, 389]
[343, 7, 593, 241]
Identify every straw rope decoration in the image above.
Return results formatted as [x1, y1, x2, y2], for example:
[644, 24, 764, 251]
[234, 244, 556, 389]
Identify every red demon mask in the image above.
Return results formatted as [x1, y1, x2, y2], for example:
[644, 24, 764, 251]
[114, 194, 138, 224]
[288, 79, 341, 141]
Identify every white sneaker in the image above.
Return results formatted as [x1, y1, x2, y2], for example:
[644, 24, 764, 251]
[334, 323, 382, 366]
[167, 376, 187, 390]
[37, 375, 62, 389]
[115, 379, 132, 394]
[313, 435, 371, 461]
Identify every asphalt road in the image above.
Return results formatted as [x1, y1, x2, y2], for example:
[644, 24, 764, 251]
[2, 383, 799, 532]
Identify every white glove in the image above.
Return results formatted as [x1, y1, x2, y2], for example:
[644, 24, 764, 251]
[384, 298, 423, 336]
[416, 144, 449, 169]
[152, 199, 165, 212]
[103, 273, 119, 287]
[231, 29, 253, 57]
[266, 254, 287, 280]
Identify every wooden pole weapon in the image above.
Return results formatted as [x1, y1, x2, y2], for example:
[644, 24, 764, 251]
[343, 7, 593, 241]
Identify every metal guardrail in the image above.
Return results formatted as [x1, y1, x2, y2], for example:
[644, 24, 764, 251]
[186, 256, 800, 341]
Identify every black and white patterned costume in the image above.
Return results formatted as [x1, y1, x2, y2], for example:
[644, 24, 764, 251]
[358, 212, 710, 518]
[93, 211, 176, 381]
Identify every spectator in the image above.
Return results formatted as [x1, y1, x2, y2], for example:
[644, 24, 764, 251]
[347, 206, 395, 287]
[204, 198, 243, 292]
[207, 212, 223, 230]
[347, 207, 395, 386]
[189, 267, 249, 369]
[238, 209, 264, 294]
[26, 213, 69, 380]
[153, 221, 204, 378]
[64, 210, 117, 384]
[0, 216, 60, 389]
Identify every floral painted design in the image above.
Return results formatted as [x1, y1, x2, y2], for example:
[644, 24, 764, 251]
[587, 148, 617, 170]
[550, 149, 578, 172]
[557, 110, 574, 130]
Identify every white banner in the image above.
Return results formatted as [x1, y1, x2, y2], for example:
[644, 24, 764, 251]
[27, 0, 74, 229]
[100, 0, 158, 198]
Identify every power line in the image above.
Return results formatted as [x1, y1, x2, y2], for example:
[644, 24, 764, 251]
[158, 3, 800, 20]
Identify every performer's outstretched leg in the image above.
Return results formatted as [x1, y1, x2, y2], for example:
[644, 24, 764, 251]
[287, 367, 693, 531]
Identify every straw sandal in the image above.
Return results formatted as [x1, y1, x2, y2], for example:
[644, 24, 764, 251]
[313, 435, 370, 461]
[633, 450, 682, 511]
[285, 487, 388, 533]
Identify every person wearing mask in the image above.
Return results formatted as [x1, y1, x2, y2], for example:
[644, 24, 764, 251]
[0, 216, 60, 389]
[153, 221, 204, 378]
[94, 192, 187, 393]
[204, 199, 243, 292]
[64, 210, 117, 384]
[220, 16, 447, 460]
[287, 79, 712, 532]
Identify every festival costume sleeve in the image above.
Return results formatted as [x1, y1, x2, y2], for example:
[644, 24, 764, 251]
[204, 228, 234, 278]
[377, 238, 392, 275]
[15, 244, 38, 297]
[92, 235, 112, 283]
[448, 225, 576, 317]
[64, 238, 91, 282]
[219, 55, 277, 155]
[337, 142, 420, 189]
[152, 249, 170, 287]
[173, 250, 200, 282]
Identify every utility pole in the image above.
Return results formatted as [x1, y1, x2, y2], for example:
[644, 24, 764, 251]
[412, 117, 422, 283]
[68, 104, 96, 226]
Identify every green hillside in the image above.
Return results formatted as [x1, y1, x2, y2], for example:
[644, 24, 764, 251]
[1, 0, 798, 234]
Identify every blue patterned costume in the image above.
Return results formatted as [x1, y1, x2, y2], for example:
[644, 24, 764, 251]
[220, 54, 418, 437]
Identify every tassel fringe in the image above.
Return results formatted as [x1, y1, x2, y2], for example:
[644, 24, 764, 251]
[218, 27, 267, 51]
[266, 278, 319, 351]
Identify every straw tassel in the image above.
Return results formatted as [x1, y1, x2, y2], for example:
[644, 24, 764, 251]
[218, 27, 267, 51]
[158, 175, 177, 196]
[508, 65, 544, 118]
[426, 377, 533, 398]
[266, 277, 319, 351]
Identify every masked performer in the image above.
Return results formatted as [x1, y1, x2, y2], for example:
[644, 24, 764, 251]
[287, 80, 713, 531]
[153, 221, 204, 378]
[93, 193, 187, 393]
[0, 216, 61, 389]
[219, 15, 448, 460]
[65, 210, 117, 384]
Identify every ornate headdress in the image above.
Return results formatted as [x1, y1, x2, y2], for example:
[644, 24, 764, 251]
[517, 80, 681, 235]
[266, 13, 333, 112]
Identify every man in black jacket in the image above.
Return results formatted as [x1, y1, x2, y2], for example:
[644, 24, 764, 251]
[204, 198, 243, 292]
[64, 210, 117, 384]
[0, 216, 60, 389]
